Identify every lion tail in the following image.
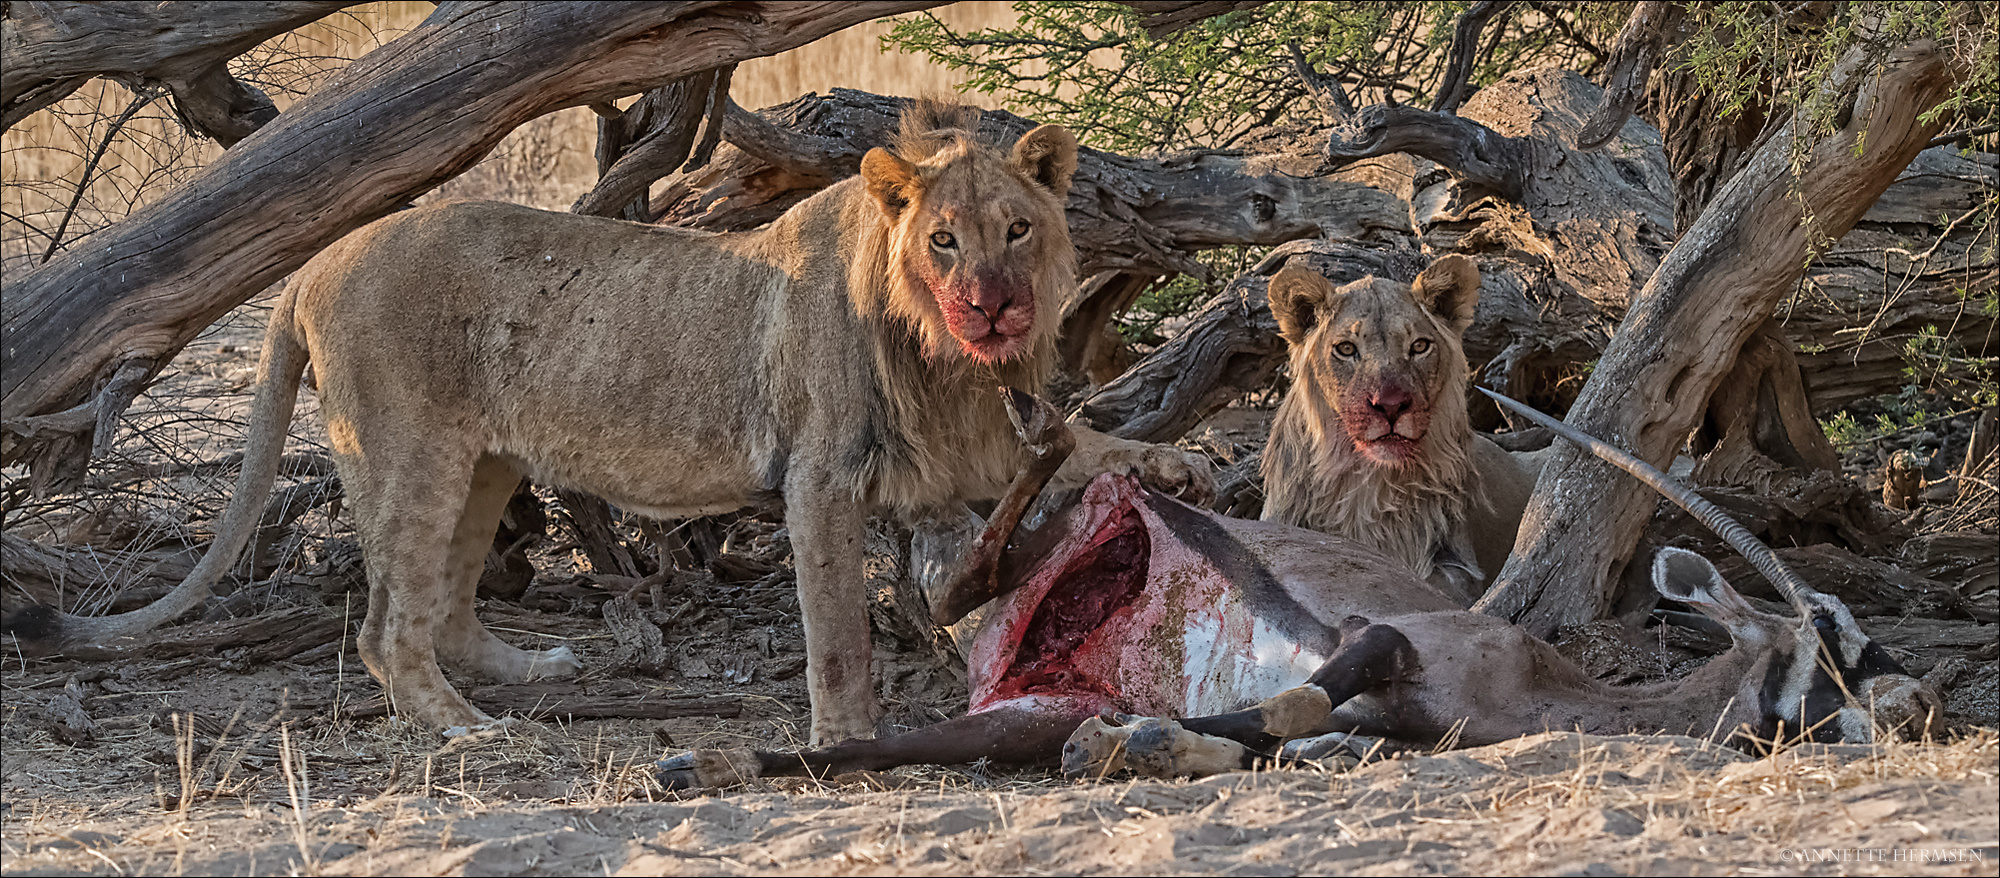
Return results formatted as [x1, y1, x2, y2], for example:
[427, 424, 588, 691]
[4, 293, 314, 650]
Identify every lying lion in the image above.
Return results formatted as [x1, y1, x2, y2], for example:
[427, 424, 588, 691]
[20, 101, 1208, 745]
[1261, 255, 1538, 604]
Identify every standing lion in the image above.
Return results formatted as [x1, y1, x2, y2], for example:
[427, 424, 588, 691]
[16, 102, 1208, 746]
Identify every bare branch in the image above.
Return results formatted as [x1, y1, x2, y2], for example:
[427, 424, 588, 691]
[2, 1, 360, 134]
[1429, 0, 1511, 114]
[1286, 41, 1353, 123]
[1324, 102, 1531, 200]
[1121, 1, 1267, 38]
[572, 66, 735, 221]
[41, 87, 158, 263]
[1577, 1, 1682, 150]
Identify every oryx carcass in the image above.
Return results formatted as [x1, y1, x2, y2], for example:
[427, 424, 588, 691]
[657, 390, 1938, 788]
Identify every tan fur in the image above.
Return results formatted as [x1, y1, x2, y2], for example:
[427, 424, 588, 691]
[49, 103, 1208, 745]
[1261, 256, 1535, 604]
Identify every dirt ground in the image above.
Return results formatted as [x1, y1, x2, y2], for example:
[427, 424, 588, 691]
[1, 663, 1995, 877]
[4, 302, 1998, 878]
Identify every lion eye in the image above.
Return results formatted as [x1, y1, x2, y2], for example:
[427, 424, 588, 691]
[1410, 338, 1432, 355]
[1008, 220, 1030, 240]
[931, 231, 957, 249]
[1334, 341, 1358, 358]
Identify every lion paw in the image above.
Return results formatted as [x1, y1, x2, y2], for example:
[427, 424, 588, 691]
[1144, 447, 1215, 505]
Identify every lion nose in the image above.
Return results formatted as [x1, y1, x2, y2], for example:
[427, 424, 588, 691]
[1369, 387, 1411, 423]
[971, 289, 1013, 323]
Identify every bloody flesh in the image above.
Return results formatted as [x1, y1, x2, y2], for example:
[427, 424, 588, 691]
[994, 508, 1150, 698]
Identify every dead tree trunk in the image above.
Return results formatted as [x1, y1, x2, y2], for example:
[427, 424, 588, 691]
[655, 89, 1342, 278]
[1477, 38, 1968, 635]
[1688, 319, 1842, 491]
[1074, 66, 1680, 441]
[1, 1, 360, 139]
[1, 1, 947, 493]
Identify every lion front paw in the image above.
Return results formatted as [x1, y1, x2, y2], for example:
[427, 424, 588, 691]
[1135, 446, 1215, 504]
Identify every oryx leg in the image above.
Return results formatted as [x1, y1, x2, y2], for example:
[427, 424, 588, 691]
[656, 706, 1092, 790]
[1063, 617, 1413, 779]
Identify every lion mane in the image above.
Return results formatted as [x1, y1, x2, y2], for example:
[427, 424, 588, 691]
[1261, 255, 1533, 604]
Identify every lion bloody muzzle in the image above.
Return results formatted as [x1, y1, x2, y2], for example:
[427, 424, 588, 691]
[936, 271, 1036, 361]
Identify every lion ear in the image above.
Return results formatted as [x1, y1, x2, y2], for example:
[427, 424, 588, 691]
[1012, 124, 1077, 197]
[1268, 265, 1336, 347]
[1413, 254, 1480, 333]
[862, 148, 921, 218]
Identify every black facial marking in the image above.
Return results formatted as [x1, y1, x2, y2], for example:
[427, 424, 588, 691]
[1142, 493, 1338, 654]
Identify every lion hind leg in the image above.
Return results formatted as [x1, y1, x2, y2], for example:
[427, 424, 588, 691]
[434, 454, 582, 683]
[348, 442, 492, 730]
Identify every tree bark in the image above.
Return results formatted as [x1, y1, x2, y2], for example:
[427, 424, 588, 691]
[1575, 0, 1680, 151]
[1477, 38, 1968, 636]
[1075, 239, 1431, 442]
[1687, 319, 1842, 492]
[1323, 102, 1532, 201]
[655, 89, 1352, 279]
[1, 1, 946, 490]
[1, 1, 360, 137]
[1783, 146, 1997, 413]
[573, 66, 734, 220]
[1058, 272, 1156, 383]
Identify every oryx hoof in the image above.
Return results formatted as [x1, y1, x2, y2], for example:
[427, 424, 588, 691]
[1120, 716, 1252, 779]
[654, 748, 763, 791]
[1061, 715, 1132, 780]
[655, 752, 702, 791]
[1278, 732, 1363, 771]
[1121, 717, 1194, 778]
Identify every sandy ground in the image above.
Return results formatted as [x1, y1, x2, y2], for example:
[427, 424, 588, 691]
[2, 694, 1995, 878]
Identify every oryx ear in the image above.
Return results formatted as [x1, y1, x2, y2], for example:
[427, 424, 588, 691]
[1268, 265, 1337, 347]
[861, 148, 921, 218]
[1652, 547, 1757, 626]
[1012, 124, 1077, 197]
[1412, 254, 1480, 333]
